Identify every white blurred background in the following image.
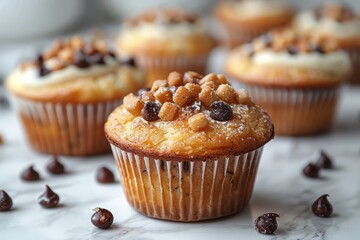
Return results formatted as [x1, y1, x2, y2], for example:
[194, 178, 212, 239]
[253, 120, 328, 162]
[0, 0, 359, 79]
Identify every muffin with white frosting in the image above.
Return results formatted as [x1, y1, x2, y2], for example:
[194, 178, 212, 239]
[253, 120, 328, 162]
[225, 28, 352, 135]
[105, 71, 274, 221]
[116, 9, 216, 87]
[293, 3, 360, 84]
[215, 0, 295, 48]
[6, 36, 145, 156]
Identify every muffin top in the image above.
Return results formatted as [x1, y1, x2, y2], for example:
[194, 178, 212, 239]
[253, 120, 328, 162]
[215, 0, 294, 26]
[293, 4, 360, 46]
[105, 71, 274, 160]
[116, 9, 216, 55]
[6, 36, 145, 103]
[225, 28, 352, 88]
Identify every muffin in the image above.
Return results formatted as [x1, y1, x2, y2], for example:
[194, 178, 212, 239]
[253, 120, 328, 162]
[116, 9, 217, 87]
[105, 71, 274, 221]
[6, 36, 145, 156]
[215, 0, 295, 48]
[293, 4, 360, 84]
[225, 28, 352, 136]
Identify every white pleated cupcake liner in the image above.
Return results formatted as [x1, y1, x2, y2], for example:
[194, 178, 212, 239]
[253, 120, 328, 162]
[240, 83, 340, 135]
[110, 144, 264, 222]
[345, 48, 360, 85]
[10, 95, 122, 156]
[135, 53, 210, 87]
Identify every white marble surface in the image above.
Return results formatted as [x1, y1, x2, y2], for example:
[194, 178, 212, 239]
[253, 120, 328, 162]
[1, 47, 360, 240]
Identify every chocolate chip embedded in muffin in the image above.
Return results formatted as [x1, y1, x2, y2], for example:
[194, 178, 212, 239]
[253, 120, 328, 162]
[210, 101, 233, 121]
[141, 101, 161, 121]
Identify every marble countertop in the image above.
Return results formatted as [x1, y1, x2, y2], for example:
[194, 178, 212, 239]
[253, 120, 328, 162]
[1, 48, 360, 240]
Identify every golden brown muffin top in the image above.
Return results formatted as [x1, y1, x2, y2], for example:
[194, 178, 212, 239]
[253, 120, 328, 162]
[6, 36, 145, 103]
[225, 28, 352, 88]
[105, 71, 274, 160]
[129, 9, 199, 26]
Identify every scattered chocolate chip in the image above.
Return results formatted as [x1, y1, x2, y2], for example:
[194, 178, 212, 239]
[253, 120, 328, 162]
[317, 151, 333, 169]
[311, 45, 325, 54]
[312, 194, 333, 218]
[91, 207, 114, 229]
[141, 101, 161, 121]
[137, 88, 151, 97]
[38, 185, 60, 208]
[303, 163, 320, 178]
[96, 167, 115, 184]
[0, 190, 13, 211]
[287, 46, 298, 55]
[210, 101, 233, 121]
[254, 213, 280, 235]
[46, 156, 65, 175]
[21, 165, 40, 181]
[39, 66, 51, 77]
[89, 53, 105, 65]
[73, 50, 90, 68]
[107, 51, 116, 58]
[121, 58, 136, 67]
[261, 33, 273, 47]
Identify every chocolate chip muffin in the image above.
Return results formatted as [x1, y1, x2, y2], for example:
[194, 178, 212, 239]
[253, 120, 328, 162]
[105, 71, 274, 221]
[225, 28, 352, 135]
[6, 36, 145, 156]
[215, 0, 295, 48]
[293, 3, 360, 84]
[116, 9, 216, 87]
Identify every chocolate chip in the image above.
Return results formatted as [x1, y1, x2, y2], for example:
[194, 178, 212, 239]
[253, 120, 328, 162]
[121, 58, 136, 67]
[96, 167, 115, 184]
[317, 151, 333, 169]
[91, 207, 114, 229]
[38, 185, 60, 208]
[261, 33, 273, 47]
[39, 66, 51, 77]
[73, 50, 90, 68]
[89, 53, 105, 65]
[303, 163, 320, 178]
[21, 165, 40, 181]
[210, 101, 233, 121]
[287, 46, 298, 55]
[36, 55, 44, 66]
[312, 194, 333, 218]
[46, 156, 65, 175]
[312, 45, 325, 54]
[0, 190, 13, 211]
[141, 102, 161, 121]
[254, 213, 280, 234]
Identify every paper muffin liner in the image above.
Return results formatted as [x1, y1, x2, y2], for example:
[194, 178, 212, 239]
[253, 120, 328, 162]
[10, 96, 122, 156]
[110, 144, 264, 222]
[344, 48, 360, 85]
[240, 83, 341, 136]
[135, 53, 210, 88]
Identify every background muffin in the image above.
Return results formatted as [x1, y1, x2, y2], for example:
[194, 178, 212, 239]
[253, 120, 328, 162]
[215, 0, 295, 48]
[293, 3, 360, 84]
[225, 28, 352, 136]
[6, 36, 145, 156]
[105, 71, 273, 221]
[116, 9, 217, 87]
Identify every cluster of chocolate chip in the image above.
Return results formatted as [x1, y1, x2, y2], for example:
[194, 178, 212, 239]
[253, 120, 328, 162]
[123, 71, 251, 131]
[243, 29, 338, 57]
[129, 9, 198, 26]
[314, 4, 357, 22]
[23, 36, 136, 77]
